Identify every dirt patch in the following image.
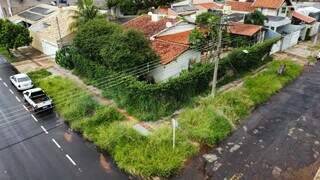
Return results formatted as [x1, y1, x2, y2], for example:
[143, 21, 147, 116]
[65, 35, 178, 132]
[280, 159, 320, 180]
[64, 132, 73, 142]
[99, 153, 112, 173]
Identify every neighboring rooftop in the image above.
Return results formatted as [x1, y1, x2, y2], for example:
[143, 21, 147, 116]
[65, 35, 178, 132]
[151, 39, 189, 65]
[228, 22, 262, 36]
[228, 13, 246, 22]
[267, 15, 287, 21]
[195, 2, 222, 10]
[157, 30, 192, 45]
[226, 1, 255, 12]
[292, 11, 316, 24]
[123, 15, 177, 38]
[252, 0, 285, 9]
[10, 4, 58, 25]
[170, 5, 198, 15]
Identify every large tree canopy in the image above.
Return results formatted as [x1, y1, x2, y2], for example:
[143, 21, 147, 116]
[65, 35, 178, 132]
[73, 18, 159, 71]
[0, 19, 32, 54]
[73, 18, 122, 60]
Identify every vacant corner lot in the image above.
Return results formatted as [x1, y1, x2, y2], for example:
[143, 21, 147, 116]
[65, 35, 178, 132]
[27, 59, 303, 178]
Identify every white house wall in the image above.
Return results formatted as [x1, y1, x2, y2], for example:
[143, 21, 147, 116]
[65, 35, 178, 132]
[158, 22, 196, 36]
[260, 8, 278, 16]
[281, 30, 300, 50]
[150, 50, 201, 82]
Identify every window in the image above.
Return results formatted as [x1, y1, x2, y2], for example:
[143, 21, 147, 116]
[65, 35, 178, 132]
[281, 7, 286, 14]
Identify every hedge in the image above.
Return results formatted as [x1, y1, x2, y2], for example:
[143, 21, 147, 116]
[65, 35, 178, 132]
[56, 38, 279, 121]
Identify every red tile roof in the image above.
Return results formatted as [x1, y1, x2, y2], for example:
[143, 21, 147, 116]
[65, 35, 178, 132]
[157, 31, 192, 45]
[226, 1, 255, 12]
[292, 11, 316, 24]
[123, 15, 177, 38]
[228, 22, 262, 36]
[151, 40, 189, 65]
[196, 2, 223, 10]
[252, 0, 285, 9]
[197, 1, 254, 12]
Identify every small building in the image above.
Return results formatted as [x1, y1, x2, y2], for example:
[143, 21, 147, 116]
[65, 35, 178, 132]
[150, 31, 201, 82]
[9, 4, 76, 57]
[123, 13, 201, 82]
[292, 11, 319, 41]
[228, 22, 264, 44]
[252, 0, 293, 17]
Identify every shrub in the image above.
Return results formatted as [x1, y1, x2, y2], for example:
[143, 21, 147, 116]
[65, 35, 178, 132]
[55, 46, 76, 69]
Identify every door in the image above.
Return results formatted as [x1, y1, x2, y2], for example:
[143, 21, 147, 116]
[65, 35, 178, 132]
[41, 40, 58, 58]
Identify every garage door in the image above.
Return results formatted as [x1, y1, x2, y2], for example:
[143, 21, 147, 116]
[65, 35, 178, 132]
[41, 40, 58, 57]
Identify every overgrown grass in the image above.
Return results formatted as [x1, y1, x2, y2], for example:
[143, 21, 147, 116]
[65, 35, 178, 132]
[29, 69, 198, 178]
[27, 60, 301, 177]
[179, 60, 302, 144]
[0, 46, 16, 63]
[27, 69, 52, 85]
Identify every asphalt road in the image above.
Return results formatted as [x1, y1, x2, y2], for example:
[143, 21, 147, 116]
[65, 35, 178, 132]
[174, 63, 320, 180]
[0, 57, 129, 180]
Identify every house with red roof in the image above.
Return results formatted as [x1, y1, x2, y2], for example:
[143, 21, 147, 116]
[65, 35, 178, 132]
[292, 11, 319, 41]
[149, 30, 201, 82]
[124, 13, 201, 82]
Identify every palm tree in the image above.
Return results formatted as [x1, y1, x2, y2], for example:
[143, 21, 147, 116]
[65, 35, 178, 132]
[244, 10, 268, 26]
[70, 0, 103, 31]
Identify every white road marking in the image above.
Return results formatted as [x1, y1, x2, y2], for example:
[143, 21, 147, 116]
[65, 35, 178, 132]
[66, 154, 77, 166]
[23, 105, 28, 111]
[51, 138, 61, 149]
[31, 114, 38, 122]
[0, 78, 2, 81]
[40, 126, 48, 134]
[15, 96, 20, 102]
[3, 82, 7, 87]
[9, 89, 14, 94]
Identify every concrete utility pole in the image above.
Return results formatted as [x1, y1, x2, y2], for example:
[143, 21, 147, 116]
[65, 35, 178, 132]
[56, 16, 63, 49]
[211, 14, 224, 97]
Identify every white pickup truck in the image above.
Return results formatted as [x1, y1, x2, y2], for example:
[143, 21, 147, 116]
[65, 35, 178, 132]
[23, 88, 53, 113]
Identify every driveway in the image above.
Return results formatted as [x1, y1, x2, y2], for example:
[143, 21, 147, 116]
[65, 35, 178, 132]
[174, 63, 320, 180]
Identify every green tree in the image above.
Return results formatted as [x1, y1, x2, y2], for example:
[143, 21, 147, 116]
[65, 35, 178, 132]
[189, 29, 206, 50]
[189, 12, 222, 51]
[70, 0, 103, 31]
[0, 19, 32, 55]
[244, 10, 268, 25]
[99, 29, 159, 71]
[74, 18, 159, 71]
[73, 18, 122, 60]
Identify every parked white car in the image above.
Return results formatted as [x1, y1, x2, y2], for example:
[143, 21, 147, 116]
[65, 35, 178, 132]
[23, 88, 53, 113]
[10, 73, 33, 91]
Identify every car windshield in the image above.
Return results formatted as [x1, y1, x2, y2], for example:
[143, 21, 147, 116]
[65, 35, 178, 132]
[17, 77, 30, 82]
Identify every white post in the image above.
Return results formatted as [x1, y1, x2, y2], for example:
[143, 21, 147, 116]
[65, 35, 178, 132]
[172, 119, 176, 149]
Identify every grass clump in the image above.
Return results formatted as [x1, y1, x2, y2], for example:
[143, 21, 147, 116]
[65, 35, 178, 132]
[96, 123, 197, 177]
[0, 46, 16, 63]
[27, 69, 52, 85]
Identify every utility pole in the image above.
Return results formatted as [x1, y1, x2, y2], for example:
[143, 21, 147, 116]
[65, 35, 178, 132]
[211, 13, 224, 97]
[56, 16, 63, 49]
